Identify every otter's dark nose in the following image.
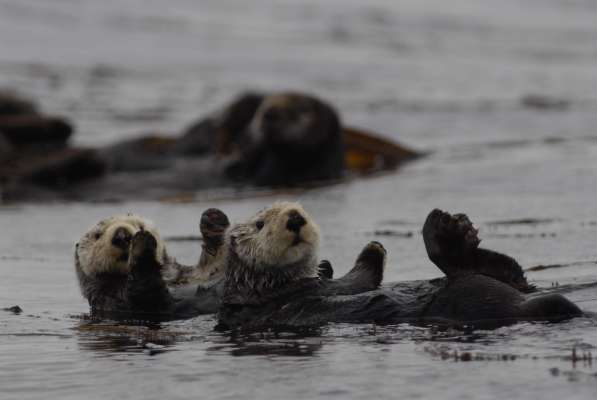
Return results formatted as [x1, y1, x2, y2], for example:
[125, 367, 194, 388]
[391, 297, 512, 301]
[111, 227, 132, 249]
[286, 210, 306, 233]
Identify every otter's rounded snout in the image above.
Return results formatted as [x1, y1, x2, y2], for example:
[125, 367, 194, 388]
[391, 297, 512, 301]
[111, 227, 132, 250]
[286, 210, 307, 233]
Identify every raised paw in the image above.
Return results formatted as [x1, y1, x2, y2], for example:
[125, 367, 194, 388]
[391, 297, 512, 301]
[423, 209, 480, 276]
[200, 208, 230, 249]
[446, 212, 480, 249]
[424, 209, 480, 250]
[128, 230, 160, 274]
[320, 242, 386, 295]
[355, 241, 387, 269]
[318, 260, 334, 280]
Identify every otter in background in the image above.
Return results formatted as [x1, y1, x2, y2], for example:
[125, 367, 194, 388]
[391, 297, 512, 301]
[223, 93, 345, 186]
[178, 91, 419, 187]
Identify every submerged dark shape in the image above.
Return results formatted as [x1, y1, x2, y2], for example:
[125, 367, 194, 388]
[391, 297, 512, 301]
[2, 305, 23, 314]
[1, 91, 419, 202]
[0, 90, 90, 199]
[217, 208, 582, 331]
[520, 94, 570, 111]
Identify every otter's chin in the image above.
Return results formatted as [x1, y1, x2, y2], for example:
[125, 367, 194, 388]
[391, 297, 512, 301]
[278, 241, 317, 268]
[291, 235, 303, 246]
[113, 258, 130, 273]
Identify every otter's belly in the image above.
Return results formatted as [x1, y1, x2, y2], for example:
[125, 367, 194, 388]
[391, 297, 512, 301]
[170, 279, 225, 318]
[217, 279, 444, 330]
[217, 276, 582, 330]
[423, 275, 525, 323]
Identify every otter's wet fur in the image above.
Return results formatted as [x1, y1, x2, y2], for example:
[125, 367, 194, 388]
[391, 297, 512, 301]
[223, 202, 321, 304]
[76, 214, 166, 277]
[74, 214, 174, 314]
[74, 213, 227, 318]
[225, 93, 345, 186]
[218, 208, 583, 331]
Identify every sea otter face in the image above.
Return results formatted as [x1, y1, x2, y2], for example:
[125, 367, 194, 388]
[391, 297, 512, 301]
[75, 214, 165, 276]
[248, 93, 337, 149]
[229, 202, 320, 269]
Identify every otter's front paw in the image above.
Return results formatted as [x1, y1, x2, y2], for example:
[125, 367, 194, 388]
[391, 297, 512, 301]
[128, 230, 160, 274]
[348, 241, 386, 289]
[355, 241, 387, 269]
[423, 209, 480, 256]
[318, 260, 333, 279]
[200, 208, 230, 250]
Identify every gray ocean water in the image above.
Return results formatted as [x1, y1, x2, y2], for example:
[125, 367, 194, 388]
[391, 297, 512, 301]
[2, 0, 597, 398]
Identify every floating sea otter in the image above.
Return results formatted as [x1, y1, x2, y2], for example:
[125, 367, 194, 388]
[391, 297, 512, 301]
[74, 212, 227, 318]
[216, 204, 582, 330]
[2, 91, 418, 202]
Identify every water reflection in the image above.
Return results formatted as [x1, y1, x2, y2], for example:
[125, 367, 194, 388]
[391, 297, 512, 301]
[75, 320, 179, 355]
[207, 329, 325, 357]
[74, 317, 326, 357]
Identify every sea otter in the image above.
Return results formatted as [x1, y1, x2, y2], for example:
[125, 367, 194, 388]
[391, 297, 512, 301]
[217, 205, 583, 330]
[104, 93, 345, 187]
[220, 201, 385, 305]
[74, 214, 174, 315]
[74, 212, 222, 318]
[221, 93, 345, 186]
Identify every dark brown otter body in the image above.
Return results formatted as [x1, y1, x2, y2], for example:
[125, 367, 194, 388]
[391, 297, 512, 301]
[222, 93, 345, 186]
[217, 209, 582, 331]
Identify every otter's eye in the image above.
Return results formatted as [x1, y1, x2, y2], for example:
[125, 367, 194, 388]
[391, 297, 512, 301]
[255, 220, 265, 231]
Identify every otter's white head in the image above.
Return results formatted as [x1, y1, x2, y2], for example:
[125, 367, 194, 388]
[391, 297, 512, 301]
[75, 214, 165, 276]
[228, 202, 320, 274]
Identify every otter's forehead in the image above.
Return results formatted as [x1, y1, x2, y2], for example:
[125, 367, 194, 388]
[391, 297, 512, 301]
[256, 201, 307, 219]
[261, 94, 297, 109]
[259, 93, 317, 111]
[228, 201, 312, 237]
[91, 214, 153, 233]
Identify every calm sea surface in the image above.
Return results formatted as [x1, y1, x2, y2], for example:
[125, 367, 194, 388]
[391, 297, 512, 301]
[1, 1, 597, 399]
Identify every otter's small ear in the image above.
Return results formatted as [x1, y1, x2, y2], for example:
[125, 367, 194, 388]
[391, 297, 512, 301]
[93, 232, 102, 240]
